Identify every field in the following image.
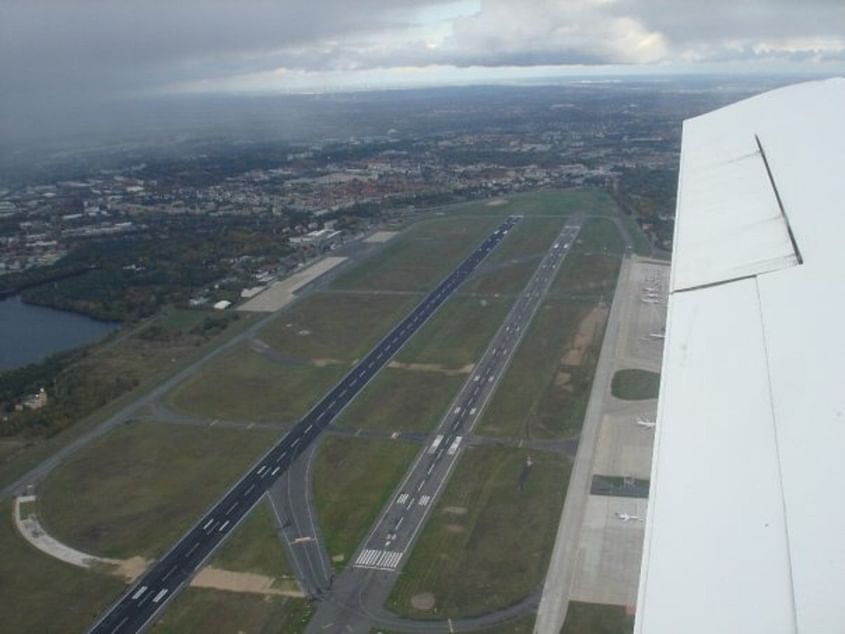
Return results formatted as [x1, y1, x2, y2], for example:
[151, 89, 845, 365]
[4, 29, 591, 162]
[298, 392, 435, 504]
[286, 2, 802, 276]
[478, 300, 607, 440]
[336, 368, 465, 433]
[611, 369, 661, 401]
[313, 436, 419, 569]
[561, 602, 634, 634]
[39, 421, 279, 559]
[212, 499, 294, 579]
[0, 500, 125, 634]
[151, 588, 314, 634]
[447, 188, 620, 218]
[371, 618, 535, 634]
[396, 295, 513, 369]
[168, 344, 344, 422]
[620, 213, 654, 257]
[388, 446, 570, 618]
[459, 216, 567, 296]
[573, 217, 626, 256]
[258, 292, 418, 362]
[330, 216, 500, 292]
[0, 307, 254, 491]
[550, 253, 621, 299]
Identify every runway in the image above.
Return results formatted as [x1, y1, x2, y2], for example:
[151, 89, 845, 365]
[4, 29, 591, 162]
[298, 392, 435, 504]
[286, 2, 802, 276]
[307, 219, 583, 632]
[87, 216, 521, 634]
[353, 221, 582, 573]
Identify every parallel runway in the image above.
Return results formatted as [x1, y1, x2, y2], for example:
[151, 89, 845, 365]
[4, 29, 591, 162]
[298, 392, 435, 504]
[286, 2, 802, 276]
[88, 216, 521, 634]
[351, 221, 582, 574]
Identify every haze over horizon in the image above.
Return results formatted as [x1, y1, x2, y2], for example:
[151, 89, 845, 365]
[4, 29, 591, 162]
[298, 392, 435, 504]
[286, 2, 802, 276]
[2, 0, 844, 146]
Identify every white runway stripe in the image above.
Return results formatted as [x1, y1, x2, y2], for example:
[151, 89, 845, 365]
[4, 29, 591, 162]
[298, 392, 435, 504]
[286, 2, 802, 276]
[353, 549, 404, 570]
[419, 495, 431, 506]
[396, 493, 409, 505]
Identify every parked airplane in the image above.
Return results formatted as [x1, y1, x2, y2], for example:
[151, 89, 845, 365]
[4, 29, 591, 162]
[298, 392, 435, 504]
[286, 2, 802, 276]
[641, 298, 661, 304]
[615, 512, 642, 522]
[636, 417, 656, 429]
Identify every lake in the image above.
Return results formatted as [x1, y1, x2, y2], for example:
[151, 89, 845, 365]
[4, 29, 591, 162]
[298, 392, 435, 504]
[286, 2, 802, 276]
[0, 295, 119, 372]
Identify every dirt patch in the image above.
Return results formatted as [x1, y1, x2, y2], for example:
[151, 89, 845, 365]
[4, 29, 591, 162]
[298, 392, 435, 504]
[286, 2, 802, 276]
[442, 506, 468, 515]
[486, 198, 509, 207]
[561, 306, 608, 366]
[554, 371, 574, 392]
[446, 524, 465, 534]
[411, 592, 436, 610]
[311, 358, 347, 367]
[387, 361, 474, 376]
[113, 556, 148, 582]
[191, 566, 304, 598]
[364, 231, 399, 243]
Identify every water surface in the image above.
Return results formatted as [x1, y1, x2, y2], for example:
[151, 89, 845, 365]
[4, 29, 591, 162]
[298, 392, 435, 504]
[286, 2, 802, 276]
[0, 295, 118, 371]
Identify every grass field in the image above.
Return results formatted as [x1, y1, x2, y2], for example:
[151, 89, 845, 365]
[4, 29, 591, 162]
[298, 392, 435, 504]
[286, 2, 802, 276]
[459, 216, 567, 296]
[211, 498, 294, 579]
[39, 421, 279, 559]
[561, 602, 634, 634]
[611, 369, 661, 401]
[620, 214, 653, 257]
[478, 300, 606, 440]
[550, 253, 621, 299]
[371, 617, 535, 634]
[258, 292, 418, 362]
[472, 618, 537, 634]
[0, 307, 256, 493]
[152, 588, 314, 634]
[574, 217, 626, 256]
[168, 344, 344, 422]
[0, 500, 125, 634]
[396, 296, 512, 369]
[330, 216, 500, 292]
[313, 436, 419, 569]
[447, 188, 620, 218]
[388, 446, 570, 618]
[336, 368, 465, 433]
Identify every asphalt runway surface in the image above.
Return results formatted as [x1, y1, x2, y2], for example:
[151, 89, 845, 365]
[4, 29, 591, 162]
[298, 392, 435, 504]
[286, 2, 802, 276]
[353, 222, 582, 573]
[88, 216, 521, 634]
[307, 219, 583, 633]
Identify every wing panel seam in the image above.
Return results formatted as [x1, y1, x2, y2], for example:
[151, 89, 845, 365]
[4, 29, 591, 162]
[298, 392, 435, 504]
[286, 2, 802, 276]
[753, 277, 800, 634]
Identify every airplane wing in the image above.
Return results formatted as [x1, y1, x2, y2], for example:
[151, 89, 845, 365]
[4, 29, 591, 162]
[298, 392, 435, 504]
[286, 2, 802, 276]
[635, 78, 845, 634]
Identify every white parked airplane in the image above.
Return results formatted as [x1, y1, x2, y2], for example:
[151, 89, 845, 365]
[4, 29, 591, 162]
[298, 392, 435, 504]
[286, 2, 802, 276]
[636, 417, 656, 429]
[641, 298, 661, 304]
[648, 332, 666, 340]
[615, 512, 642, 522]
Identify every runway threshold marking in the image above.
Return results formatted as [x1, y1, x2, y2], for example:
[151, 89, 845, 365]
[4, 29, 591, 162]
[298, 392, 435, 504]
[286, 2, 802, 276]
[354, 549, 403, 571]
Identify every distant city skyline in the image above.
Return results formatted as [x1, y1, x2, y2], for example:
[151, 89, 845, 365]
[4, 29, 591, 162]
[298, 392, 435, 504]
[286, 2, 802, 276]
[2, 0, 844, 144]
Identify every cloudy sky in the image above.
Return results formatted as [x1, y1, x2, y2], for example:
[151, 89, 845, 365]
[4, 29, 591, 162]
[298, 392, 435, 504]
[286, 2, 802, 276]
[1, 0, 844, 116]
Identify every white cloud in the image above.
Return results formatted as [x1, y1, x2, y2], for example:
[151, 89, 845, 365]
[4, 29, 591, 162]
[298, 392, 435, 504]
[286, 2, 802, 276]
[1, 0, 844, 109]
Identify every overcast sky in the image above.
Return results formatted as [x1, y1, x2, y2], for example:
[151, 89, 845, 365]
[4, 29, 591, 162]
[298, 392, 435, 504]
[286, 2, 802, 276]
[1, 0, 844, 141]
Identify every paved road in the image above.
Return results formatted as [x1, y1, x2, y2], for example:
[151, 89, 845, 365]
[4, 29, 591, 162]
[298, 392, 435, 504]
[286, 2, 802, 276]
[352, 222, 581, 575]
[533, 251, 634, 634]
[87, 216, 521, 634]
[268, 441, 334, 599]
[306, 219, 583, 633]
